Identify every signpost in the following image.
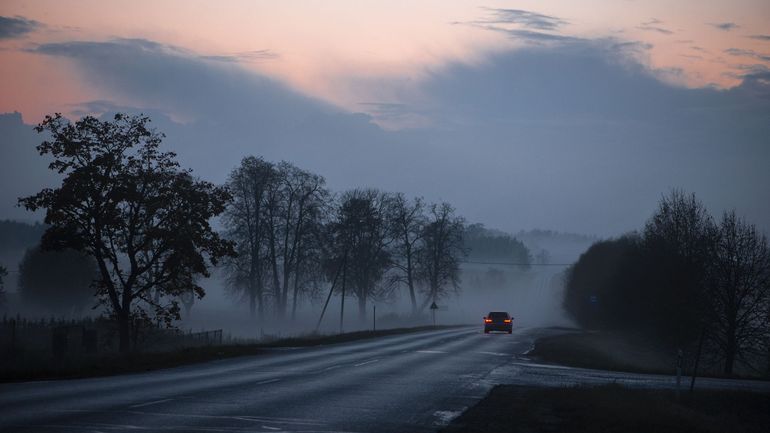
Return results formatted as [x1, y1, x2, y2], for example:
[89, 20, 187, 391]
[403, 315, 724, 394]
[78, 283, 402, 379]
[430, 301, 439, 326]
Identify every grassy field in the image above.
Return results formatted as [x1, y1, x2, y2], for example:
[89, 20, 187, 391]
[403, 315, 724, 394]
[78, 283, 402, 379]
[1, 325, 460, 382]
[441, 384, 770, 433]
[529, 331, 674, 374]
[530, 331, 770, 380]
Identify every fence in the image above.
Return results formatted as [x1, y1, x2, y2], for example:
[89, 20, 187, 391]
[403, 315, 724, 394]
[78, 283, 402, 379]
[0, 315, 224, 360]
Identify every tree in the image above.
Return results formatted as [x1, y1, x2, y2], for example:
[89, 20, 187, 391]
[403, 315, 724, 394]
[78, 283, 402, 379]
[463, 223, 531, 267]
[642, 190, 716, 346]
[706, 211, 770, 374]
[223, 158, 330, 320]
[0, 264, 7, 306]
[223, 157, 275, 318]
[416, 203, 466, 311]
[274, 162, 329, 318]
[332, 189, 394, 320]
[18, 246, 98, 314]
[387, 193, 425, 314]
[20, 113, 234, 352]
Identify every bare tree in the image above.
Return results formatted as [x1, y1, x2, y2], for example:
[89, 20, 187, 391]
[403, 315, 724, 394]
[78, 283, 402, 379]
[387, 193, 425, 314]
[707, 211, 770, 374]
[416, 202, 466, 311]
[332, 189, 394, 321]
[223, 156, 275, 318]
[224, 158, 330, 320]
[0, 264, 7, 307]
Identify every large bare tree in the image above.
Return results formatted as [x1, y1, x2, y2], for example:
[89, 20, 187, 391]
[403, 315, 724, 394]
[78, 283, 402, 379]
[416, 202, 466, 311]
[387, 193, 425, 314]
[707, 211, 770, 374]
[332, 189, 394, 321]
[223, 156, 275, 318]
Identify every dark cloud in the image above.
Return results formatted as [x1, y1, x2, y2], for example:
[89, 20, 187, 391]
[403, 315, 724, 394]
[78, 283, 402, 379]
[636, 23, 673, 35]
[0, 16, 41, 39]
[12, 36, 770, 237]
[473, 24, 583, 44]
[749, 35, 770, 41]
[476, 8, 567, 31]
[709, 22, 739, 31]
[724, 47, 770, 63]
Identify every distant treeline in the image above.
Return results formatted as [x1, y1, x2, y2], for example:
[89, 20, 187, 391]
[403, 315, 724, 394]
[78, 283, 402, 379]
[564, 190, 770, 376]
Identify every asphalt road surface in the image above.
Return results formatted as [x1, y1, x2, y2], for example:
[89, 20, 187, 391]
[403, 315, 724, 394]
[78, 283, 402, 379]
[2, 326, 769, 433]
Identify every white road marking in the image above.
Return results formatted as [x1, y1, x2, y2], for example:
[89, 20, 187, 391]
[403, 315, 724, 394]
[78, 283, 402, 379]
[354, 359, 380, 367]
[476, 351, 511, 356]
[129, 398, 173, 408]
[261, 426, 281, 430]
[416, 350, 447, 354]
[256, 378, 281, 385]
[323, 364, 342, 371]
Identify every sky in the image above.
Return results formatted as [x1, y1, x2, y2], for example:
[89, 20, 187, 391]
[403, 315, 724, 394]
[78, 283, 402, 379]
[0, 1, 769, 237]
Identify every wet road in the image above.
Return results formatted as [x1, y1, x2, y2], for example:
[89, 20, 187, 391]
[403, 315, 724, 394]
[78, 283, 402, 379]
[1, 326, 542, 433]
[3, 326, 769, 433]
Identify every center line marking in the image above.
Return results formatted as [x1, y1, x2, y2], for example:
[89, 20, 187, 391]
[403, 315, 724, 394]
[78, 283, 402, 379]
[416, 350, 447, 354]
[354, 359, 380, 367]
[257, 379, 281, 385]
[130, 398, 173, 408]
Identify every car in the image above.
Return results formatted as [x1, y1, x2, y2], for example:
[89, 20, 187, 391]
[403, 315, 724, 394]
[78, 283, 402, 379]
[484, 311, 513, 334]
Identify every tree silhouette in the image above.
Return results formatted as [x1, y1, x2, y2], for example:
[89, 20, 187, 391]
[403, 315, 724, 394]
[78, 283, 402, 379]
[19, 113, 234, 352]
[706, 211, 770, 374]
[416, 203, 466, 311]
[0, 264, 6, 306]
[387, 193, 425, 314]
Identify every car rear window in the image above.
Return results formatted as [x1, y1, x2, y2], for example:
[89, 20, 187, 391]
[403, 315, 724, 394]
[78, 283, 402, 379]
[488, 312, 509, 318]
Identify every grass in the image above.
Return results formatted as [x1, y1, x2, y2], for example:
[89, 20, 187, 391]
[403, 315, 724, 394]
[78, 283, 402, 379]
[529, 331, 674, 375]
[441, 384, 770, 433]
[0, 324, 461, 383]
[529, 331, 770, 381]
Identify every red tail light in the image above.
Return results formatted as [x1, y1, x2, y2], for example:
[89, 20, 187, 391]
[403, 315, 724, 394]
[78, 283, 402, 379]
[504, 319, 512, 323]
[484, 319, 492, 323]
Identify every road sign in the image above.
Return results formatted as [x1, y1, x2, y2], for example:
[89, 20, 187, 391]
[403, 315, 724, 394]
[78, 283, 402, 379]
[430, 302, 438, 310]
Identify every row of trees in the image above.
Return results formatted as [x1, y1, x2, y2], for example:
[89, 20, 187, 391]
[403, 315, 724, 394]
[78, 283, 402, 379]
[223, 157, 467, 320]
[18, 113, 469, 352]
[564, 190, 770, 375]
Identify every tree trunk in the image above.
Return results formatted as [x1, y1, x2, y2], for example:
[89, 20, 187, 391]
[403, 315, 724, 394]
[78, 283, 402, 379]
[406, 255, 417, 314]
[291, 268, 302, 320]
[249, 289, 256, 318]
[358, 293, 367, 322]
[118, 312, 131, 353]
[724, 331, 737, 375]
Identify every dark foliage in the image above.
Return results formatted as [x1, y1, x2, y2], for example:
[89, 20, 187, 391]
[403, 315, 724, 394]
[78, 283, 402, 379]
[18, 246, 98, 314]
[19, 113, 235, 352]
[564, 190, 770, 374]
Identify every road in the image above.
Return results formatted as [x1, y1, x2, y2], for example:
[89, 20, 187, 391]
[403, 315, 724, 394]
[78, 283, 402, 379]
[2, 326, 769, 433]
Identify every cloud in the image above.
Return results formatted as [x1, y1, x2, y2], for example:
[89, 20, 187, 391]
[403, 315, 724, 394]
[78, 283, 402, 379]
[15, 35, 770, 237]
[709, 22, 739, 31]
[636, 22, 673, 35]
[724, 47, 770, 63]
[0, 15, 41, 39]
[749, 35, 770, 41]
[476, 8, 567, 31]
[200, 49, 279, 63]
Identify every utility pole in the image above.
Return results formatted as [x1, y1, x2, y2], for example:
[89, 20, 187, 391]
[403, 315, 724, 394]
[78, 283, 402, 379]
[373, 304, 376, 332]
